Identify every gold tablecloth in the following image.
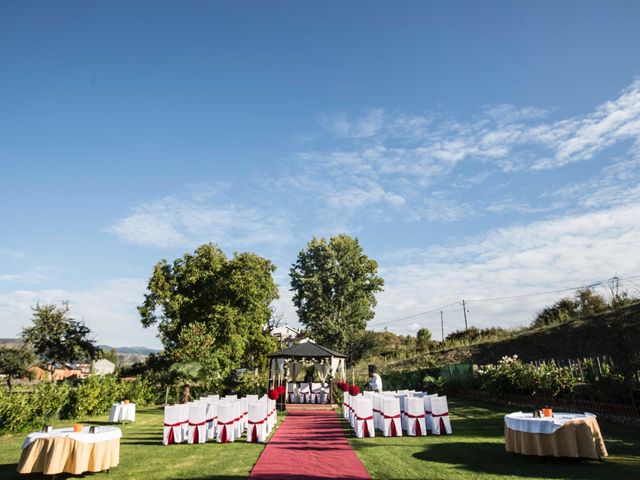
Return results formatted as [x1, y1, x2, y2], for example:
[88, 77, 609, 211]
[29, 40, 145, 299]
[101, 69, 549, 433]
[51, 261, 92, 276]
[18, 436, 120, 475]
[505, 416, 608, 459]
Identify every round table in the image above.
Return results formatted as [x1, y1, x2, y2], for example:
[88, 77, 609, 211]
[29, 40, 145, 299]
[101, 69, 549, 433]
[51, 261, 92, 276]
[17, 426, 122, 475]
[504, 411, 608, 459]
[109, 402, 136, 423]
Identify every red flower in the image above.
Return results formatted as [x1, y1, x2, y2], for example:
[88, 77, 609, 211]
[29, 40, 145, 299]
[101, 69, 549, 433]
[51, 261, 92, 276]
[339, 382, 349, 392]
[349, 385, 360, 396]
[268, 388, 280, 400]
[277, 385, 286, 395]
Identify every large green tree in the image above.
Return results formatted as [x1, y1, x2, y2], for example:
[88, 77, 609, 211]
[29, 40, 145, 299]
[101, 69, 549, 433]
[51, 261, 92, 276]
[0, 346, 35, 390]
[290, 234, 384, 365]
[138, 244, 278, 389]
[22, 302, 98, 375]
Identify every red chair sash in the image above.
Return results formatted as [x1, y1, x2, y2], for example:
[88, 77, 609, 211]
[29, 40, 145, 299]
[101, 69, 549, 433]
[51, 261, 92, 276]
[383, 413, 401, 419]
[432, 412, 449, 417]
[406, 413, 425, 419]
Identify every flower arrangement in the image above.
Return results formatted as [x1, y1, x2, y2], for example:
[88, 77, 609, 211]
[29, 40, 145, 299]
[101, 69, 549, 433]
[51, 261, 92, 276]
[348, 384, 360, 396]
[268, 389, 280, 400]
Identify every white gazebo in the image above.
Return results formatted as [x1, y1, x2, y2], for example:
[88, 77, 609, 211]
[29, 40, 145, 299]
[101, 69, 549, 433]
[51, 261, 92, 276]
[267, 340, 347, 405]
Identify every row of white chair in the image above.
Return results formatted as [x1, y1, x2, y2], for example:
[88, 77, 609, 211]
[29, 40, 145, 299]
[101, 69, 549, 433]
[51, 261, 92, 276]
[344, 391, 452, 438]
[286, 382, 329, 404]
[163, 394, 277, 445]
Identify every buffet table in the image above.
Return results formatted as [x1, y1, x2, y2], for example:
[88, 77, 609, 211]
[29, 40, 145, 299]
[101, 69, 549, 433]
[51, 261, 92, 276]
[17, 426, 122, 475]
[504, 412, 608, 459]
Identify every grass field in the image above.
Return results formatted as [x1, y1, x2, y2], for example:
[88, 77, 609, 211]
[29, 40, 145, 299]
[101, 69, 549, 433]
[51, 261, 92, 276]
[0, 407, 273, 479]
[1, 399, 638, 479]
[347, 398, 640, 480]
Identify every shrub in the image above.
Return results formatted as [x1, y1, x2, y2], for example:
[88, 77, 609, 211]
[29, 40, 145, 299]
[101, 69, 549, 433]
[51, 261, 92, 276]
[476, 356, 576, 397]
[0, 381, 71, 433]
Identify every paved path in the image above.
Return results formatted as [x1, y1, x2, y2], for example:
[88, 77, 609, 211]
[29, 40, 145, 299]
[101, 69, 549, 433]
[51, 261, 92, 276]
[250, 409, 370, 480]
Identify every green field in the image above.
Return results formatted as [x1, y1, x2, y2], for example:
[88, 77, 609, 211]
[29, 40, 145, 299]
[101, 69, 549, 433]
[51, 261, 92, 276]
[0, 407, 271, 479]
[348, 399, 640, 480]
[0, 399, 638, 479]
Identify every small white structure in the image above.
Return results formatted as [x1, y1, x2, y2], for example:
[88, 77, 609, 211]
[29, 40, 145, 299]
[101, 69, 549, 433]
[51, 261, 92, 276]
[271, 324, 299, 342]
[92, 359, 116, 376]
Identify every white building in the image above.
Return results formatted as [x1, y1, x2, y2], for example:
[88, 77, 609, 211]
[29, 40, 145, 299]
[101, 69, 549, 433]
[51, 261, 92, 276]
[92, 359, 116, 376]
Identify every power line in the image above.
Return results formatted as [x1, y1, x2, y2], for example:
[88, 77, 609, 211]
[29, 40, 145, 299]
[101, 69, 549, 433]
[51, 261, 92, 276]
[369, 272, 640, 329]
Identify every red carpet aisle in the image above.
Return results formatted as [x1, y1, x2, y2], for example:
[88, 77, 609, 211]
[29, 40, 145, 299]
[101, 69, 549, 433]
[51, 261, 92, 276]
[250, 409, 370, 480]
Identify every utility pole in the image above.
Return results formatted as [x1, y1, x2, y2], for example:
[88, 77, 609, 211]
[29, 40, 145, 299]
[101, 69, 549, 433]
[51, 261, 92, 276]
[440, 310, 444, 343]
[462, 299, 469, 330]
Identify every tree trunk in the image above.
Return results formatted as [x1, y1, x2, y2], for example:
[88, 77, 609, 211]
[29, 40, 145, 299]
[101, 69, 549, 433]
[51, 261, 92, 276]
[6, 377, 11, 391]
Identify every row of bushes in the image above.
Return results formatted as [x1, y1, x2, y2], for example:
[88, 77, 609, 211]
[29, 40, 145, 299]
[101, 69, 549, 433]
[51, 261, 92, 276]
[476, 356, 576, 397]
[0, 375, 158, 434]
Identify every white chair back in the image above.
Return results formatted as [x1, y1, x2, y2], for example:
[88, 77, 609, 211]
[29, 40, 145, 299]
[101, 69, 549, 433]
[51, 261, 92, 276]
[382, 396, 402, 437]
[163, 405, 182, 445]
[187, 403, 207, 444]
[406, 397, 426, 436]
[247, 402, 268, 443]
[179, 403, 190, 439]
[217, 402, 236, 443]
[423, 394, 438, 432]
[354, 397, 375, 438]
[372, 394, 383, 431]
[430, 395, 452, 435]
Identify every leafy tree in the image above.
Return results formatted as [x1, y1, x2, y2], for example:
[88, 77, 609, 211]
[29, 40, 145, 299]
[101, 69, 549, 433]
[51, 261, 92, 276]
[0, 346, 35, 390]
[531, 297, 577, 329]
[167, 361, 207, 403]
[97, 348, 119, 366]
[138, 244, 278, 389]
[574, 288, 607, 317]
[416, 328, 432, 353]
[22, 302, 98, 375]
[290, 234, 384, 365]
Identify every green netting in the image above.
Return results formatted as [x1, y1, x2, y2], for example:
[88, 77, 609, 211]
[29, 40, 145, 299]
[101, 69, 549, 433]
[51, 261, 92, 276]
[440, 362, 473, 381]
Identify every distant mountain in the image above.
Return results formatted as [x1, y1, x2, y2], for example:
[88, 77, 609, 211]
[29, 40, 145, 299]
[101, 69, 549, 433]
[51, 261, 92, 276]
[98, 345, 161, 356]
[99, 345, 162, 366]
[0, 338, 24, 347]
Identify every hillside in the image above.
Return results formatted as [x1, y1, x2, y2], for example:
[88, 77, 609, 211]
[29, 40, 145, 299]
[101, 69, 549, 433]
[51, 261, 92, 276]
[369, 303, 640, 372]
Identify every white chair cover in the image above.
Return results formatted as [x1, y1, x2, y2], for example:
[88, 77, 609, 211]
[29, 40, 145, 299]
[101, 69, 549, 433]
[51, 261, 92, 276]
[163, 405, 183, 445]
[372, 394, 383, 431]
[354, 398, 375, 438]
[179, 403, 190, 440]
[205, 399, 218, 440]
[423, 394, 438, 432]
[430, 395, 452, 435]
[187, 403, 207, 444]
[217, 402, 236, 443]
[287, 382, 298, 403]
[396, 394, 409, 431]
[298, 383, 310, 403]
[343, 392, 351, 421]
[247, 402, 268, 443]
[233, 401, 243, 438]
[382, 397, 402, 437]
[267, 398, 276, 430]
[311, 383, 322, 403]
[406, 397, 427, 436]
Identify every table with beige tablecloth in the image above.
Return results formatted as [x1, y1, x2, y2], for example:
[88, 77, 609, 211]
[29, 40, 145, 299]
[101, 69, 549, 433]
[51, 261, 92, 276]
[504, 412, 608, 459]
[18, 426, 122, 475]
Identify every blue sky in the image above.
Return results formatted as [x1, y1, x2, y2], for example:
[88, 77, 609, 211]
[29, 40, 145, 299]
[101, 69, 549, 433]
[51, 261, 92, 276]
[2, 1, 640, 348]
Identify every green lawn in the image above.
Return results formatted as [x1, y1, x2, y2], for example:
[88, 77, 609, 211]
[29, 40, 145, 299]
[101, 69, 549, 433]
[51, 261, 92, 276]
[347, 398, 640, 480]
[1, 400, 638, 479]
[0, 406, 274, 479]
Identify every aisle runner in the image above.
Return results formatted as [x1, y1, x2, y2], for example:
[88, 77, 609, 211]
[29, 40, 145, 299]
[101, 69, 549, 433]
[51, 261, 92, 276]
[250, 409, 370, 480]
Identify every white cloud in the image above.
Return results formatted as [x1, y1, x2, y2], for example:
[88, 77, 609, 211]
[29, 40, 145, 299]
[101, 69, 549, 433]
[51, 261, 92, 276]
[373, 202, 640, 336]
[108, 194, 293, 249]
[291, 79, 640, 223]
[0, 278, 161, 348]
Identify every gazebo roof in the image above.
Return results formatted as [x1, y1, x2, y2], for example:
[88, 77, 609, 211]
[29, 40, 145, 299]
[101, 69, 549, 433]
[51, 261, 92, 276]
[268, 340, 347, 359]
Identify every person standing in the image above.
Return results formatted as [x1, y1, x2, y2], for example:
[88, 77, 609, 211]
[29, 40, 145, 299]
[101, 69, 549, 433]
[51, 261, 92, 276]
[368, 365, 383, 393]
